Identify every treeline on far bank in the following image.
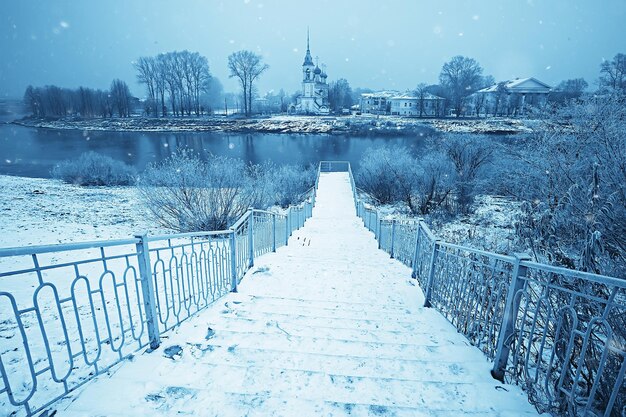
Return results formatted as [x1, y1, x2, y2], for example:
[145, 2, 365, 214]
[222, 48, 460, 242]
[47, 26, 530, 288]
[23, 80, 134, 119]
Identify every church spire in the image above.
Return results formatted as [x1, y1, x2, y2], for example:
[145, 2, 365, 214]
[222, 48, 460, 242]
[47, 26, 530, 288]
[302, 28, 314, 66]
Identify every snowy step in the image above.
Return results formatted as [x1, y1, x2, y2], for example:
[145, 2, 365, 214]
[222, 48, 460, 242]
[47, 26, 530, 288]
[186, 343, 492, 383]
[227, 296, 418, 320]
[223, 308, 428, 333]
[208, 393, 540, 417]
[222, 303, 423, 330]
[232, 294, 418, 314]
[199, 328, 474, 360]
[218, 366, 533, 413]
[203, 315, 472, 346]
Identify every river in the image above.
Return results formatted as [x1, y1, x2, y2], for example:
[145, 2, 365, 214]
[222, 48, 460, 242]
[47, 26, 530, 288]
[0, 114, 433, 178]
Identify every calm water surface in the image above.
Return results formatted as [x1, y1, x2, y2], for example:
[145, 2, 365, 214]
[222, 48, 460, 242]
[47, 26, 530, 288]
[0, 118, 433, 178]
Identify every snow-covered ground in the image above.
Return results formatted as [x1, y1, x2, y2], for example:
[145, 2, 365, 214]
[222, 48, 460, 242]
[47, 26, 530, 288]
[0, 175, 165, 249]
[17, 172, 539, 417]
[13, 114, 536, 135]
[370, 195, 521, 255]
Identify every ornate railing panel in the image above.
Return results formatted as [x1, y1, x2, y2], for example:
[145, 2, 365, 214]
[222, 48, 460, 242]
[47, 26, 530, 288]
[507, 262, 626, 416]
[0, 240, 148, 417]
[353, 162, 625, 417]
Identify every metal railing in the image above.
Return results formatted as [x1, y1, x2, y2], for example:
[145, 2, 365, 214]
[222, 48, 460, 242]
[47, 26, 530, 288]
[352, 168, 625, 416]
[0, 192, 316, 416]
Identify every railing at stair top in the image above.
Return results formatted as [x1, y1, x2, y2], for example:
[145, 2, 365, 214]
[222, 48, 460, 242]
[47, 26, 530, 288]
[0, 191, 316, 417]
[319, 161, 357, 212]
[357, 197, 626, 416]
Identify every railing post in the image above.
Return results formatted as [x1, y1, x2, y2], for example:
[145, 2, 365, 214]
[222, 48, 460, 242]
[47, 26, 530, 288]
[390, 220, 396, 259]
[492, 254, 531, 382]
[229, 230, 238, 293]
[288, 207, 292, 236]
[411, 222, 423, 278]
[423, 239, 441, 308]
[134, 233, 161, 350]
[284, 214, 289, 245]
[248, 209, 254, 268]
[378, 221, 383, 249]
[272, 214, 276, 252]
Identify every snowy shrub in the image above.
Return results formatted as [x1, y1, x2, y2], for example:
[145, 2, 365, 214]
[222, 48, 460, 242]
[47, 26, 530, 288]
[138, 152, 253, 232]
[412, 151, 456, 215]
[511, 95, 626, 277]
[271, 164, 316, 207]
[356, 146, 420, 205]
[442, 134, 493, 214]
[52, 151, 136, 186]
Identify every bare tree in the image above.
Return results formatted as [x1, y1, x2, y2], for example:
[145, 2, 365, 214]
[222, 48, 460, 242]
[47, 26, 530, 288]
[599, 52, 626, 95]
[134, 56, 158, 116]
[227, 50, 269, 117]
[110, 79, 132, 117]
[414, 83, 428, 117]
[439, 55, 484, 117]
[328, 78, 353, 113]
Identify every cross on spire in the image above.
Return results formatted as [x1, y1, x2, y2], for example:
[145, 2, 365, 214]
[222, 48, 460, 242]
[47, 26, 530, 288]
[307, 27, 310, 51]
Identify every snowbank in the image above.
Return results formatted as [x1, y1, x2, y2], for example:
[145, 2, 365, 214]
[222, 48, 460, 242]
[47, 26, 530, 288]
[0, 175, 164, 248]
[14, 115, 536, 135]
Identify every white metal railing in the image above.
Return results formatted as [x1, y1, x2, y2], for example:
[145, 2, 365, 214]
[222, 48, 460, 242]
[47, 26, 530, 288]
[0, 187, 316, 416]
[352, 167, 625, 417]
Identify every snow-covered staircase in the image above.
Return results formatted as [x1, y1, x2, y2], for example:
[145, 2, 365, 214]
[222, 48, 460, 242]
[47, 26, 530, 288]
[59, 173, 539, 416]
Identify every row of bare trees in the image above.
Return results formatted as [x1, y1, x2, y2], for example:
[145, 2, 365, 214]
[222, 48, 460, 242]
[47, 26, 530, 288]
[134, 50, 211, 117]
[23, 79, 132, 118]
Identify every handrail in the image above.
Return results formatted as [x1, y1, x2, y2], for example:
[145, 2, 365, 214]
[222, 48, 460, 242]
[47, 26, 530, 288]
[354, 172, 625, 416]
[0, 237, 141, 257]
[0, 170, 317, 417]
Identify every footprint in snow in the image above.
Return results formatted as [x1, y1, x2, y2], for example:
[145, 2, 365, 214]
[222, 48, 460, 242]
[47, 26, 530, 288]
[163, 345, 183, 360]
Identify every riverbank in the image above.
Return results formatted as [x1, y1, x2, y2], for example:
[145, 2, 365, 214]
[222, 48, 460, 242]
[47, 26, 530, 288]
[13, 114, 535, 135]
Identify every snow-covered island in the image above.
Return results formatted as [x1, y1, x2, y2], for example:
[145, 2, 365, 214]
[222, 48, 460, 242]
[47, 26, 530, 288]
[13, 114, 535, 135]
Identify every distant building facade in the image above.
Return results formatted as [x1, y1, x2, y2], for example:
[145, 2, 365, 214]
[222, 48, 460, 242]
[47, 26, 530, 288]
[389, 92, 445, 116]
[473, 77, 552, 116]
[295, 31, 329, 114]
[359, 91, 398, 114]
[360, 91, 445, 116]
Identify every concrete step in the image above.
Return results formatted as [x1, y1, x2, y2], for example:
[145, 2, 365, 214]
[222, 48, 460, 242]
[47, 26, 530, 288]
[203, 314, 477, 347]
[187, 343, 492, 383]
[220, 366, 534, 413]
[197, 328, 482, 361]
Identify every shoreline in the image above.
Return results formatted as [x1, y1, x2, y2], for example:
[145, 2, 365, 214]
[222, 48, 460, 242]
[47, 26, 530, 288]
[12, 115, 535, 135]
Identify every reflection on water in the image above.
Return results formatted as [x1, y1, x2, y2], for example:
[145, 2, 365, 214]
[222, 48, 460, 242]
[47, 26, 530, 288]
[0, 123, 433, 178]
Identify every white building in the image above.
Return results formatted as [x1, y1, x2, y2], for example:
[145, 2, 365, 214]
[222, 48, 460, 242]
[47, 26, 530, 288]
[389, 92, 445, 116]
[473, 77, 552, 116]
[295, 31, 329, 114]
[359, 91, 399, 114]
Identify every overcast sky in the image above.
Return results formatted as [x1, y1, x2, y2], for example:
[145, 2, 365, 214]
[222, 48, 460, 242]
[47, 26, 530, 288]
[1, 0, 624, 99]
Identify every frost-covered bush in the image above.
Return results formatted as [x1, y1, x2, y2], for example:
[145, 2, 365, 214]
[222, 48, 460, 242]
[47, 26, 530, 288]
[138, 152, 315, 232]
[271, 164, 316, 207]
[356, 142, 487, 216]
[138, 152, 253, 232]
[356, 146, 420, 205]
[52, 151, 136, 186]
[511, 95, 626, 277]
[442, 134, 493, 214]
[412, 151, 456, 215]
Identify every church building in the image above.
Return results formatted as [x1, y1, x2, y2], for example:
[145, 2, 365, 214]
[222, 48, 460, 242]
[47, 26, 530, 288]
[296, 31, 330, 114]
